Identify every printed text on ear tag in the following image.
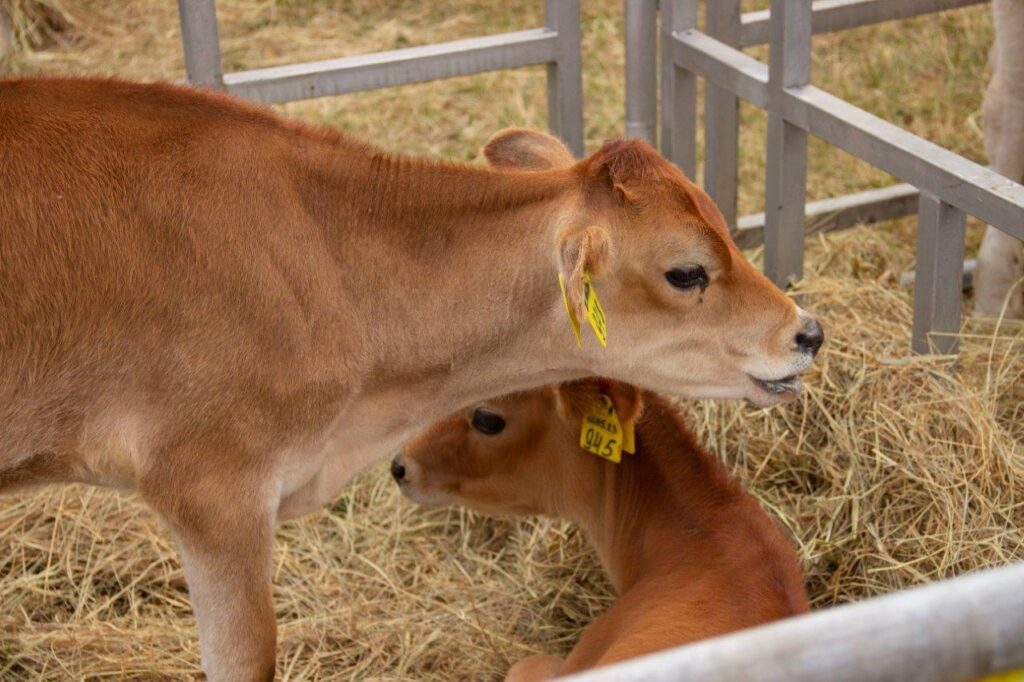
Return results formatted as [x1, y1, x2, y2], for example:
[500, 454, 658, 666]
[580, 394, 622, 463]
[582, 272, 608, 348]
[558, 274, 582, 348]
[621, 420, 635, 454]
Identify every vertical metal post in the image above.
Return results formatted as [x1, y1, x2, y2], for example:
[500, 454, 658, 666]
[625, 0, 658, 144]
[705, 0, 742, 230]
[912, 192, 965, 355]
[763, 0, 811, 286]
[546, 0, 585, 158]
[177, 0, 224, 88]
[661, 0, 698, 178]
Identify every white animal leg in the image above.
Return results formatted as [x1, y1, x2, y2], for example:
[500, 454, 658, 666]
[975, 0, 1024, 318]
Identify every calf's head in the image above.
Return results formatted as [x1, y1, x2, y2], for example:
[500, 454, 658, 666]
[392, 380, 642, 516]
[486, 129, 823, 406]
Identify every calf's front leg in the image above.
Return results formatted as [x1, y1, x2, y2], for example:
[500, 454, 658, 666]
[141, 444, 279, 682]
[175, 519, 277, 681]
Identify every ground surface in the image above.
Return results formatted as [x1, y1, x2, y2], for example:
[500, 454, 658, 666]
[1, 1, 1022, 679]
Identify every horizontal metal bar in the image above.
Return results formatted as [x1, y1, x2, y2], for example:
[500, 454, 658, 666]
[672, 30, 768, 108]
[564, 561, 1024, 682]
[782, 85, 1024, 239]
[735, 183, 920, 248]
[223, 29, 558, 103]
[740, 0, 988, 47]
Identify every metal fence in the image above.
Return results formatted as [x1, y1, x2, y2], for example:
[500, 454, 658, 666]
[175, 0, 584, 157]
[626, 0, 1024, 354]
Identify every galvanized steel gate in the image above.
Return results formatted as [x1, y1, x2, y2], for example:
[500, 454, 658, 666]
[175, 0, 584, 157]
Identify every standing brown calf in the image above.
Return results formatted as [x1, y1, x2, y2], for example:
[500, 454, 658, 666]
[0, 77, 821, 679]
[394, 380, 810, 680]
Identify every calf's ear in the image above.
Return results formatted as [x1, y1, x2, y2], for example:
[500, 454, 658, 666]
[581, 138, 658, 204]
[483, 128, 576, 170]
[603, 381, 644, 427]
[554, 380, 597, 422]
[557, 223, 611, 321]
[554, 380, 644, 428]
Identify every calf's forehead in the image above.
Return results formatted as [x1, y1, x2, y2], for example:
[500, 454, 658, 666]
[626, 175, 730, 242]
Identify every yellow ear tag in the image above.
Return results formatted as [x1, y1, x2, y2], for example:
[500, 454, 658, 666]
[579, 394, 622, 463]
[621, 419, 635, 454]
[581, 272, 608, 348]
[558, 274, 582, 348]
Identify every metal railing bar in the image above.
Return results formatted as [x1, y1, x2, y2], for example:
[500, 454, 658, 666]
[739, 0, 989, 48]
[177, 0, 223, 87]
[763, 0, 811, 286]
[704, 0, 742, 229]
[671, 30, 768, 108]
[562, 561, 1024, 682]
[625, 0, 659, 144]
[734, 182, 920, 248]
[222, 29, 559, 104]
[662, 0, 699, 176]
[912, 192, 966, 354]
[545, 0, 585, 157]
[782, 85, 1024, 239]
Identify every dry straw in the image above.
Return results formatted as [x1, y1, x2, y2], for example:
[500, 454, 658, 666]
[0, 0, 100, 55]
[1, 1, 1020, 679]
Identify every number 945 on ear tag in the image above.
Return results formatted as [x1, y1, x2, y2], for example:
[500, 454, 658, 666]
[580, 394, 622, 463]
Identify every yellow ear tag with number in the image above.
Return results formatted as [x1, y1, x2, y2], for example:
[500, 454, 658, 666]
[558, 274, 582, 348]
[621, 419, 635, 454]
[581, 272, 608, 348]
[580, 394, 622, 463]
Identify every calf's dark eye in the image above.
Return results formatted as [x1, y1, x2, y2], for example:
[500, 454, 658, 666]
[471, 409, 506, 435]
[665, 266, 709, 291]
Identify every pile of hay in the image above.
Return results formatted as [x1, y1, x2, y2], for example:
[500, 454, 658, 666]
[2, 1, 1021, 679]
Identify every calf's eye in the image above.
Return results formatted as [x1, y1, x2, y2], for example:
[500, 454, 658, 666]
[471, 409, 506, 435]
[665, 266, 709, 291]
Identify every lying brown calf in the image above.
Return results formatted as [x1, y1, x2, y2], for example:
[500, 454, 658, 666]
[394, 380, 810, 679]
[0, 77, 820, 679]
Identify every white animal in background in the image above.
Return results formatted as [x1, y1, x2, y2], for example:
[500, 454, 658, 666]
[975, 0, 1024, 319]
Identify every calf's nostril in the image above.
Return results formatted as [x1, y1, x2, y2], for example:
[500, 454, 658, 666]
[390, 458, 406, 482]
[795, 318, 825, 356]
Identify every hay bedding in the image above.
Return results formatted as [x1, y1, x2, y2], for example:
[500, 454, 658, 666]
[1, 1, 1022, 679]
